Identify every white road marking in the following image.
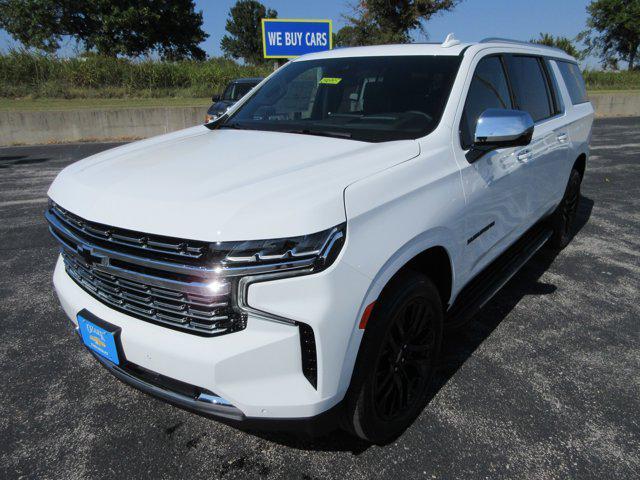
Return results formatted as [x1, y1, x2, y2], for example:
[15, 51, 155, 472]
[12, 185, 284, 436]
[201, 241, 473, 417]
[0, 198, 48, 207]
[590, 143, 640, 150]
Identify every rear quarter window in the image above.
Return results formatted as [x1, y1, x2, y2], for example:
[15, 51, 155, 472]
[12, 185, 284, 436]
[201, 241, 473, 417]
[557, 61, 589, 105]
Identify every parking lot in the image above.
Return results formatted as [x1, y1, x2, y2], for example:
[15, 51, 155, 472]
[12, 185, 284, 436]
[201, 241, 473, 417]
[1, 117, 639, 479]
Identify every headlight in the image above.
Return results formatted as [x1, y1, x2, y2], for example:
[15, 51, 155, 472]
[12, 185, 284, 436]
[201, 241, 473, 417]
[211, 223, 345, 275]
[217, 223, 346, 326]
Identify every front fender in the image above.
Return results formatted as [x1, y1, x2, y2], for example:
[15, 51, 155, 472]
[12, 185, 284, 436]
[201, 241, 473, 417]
[337, 144, 466, 394]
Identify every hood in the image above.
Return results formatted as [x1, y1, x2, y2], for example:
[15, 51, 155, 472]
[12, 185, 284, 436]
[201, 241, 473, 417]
[48, 126, 419, 241]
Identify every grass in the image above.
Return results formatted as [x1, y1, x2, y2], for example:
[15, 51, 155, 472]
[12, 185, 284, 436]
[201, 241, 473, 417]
[0, 51, 270, 99]
[583, 70, 640, 91]
[0, 97, 211, 111]
[586, 89, 640, 94]
[1, 90, 636, 112]
[0, 90, 635, 112]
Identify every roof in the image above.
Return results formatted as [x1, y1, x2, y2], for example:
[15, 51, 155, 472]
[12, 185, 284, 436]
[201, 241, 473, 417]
[474, 37, 575, 61]
[295, 43, 470, 61]
[292, 36, 576, 63]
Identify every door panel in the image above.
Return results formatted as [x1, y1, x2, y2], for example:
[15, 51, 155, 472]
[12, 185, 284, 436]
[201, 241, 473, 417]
[454, 54, 532, 281]
[525, 123, 570, 219]
[504, 54, 570, 222]
[457, 146, 529, 274]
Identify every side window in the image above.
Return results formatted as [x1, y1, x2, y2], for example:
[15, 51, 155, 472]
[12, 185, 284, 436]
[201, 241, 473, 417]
[557, 61, 589, 105]
[506, 56, 552, 122]
[222, 84, 235, 101]
[232, 83, 254, 101]
[460, 56, 513, 149]
[544, 59, 564, 115]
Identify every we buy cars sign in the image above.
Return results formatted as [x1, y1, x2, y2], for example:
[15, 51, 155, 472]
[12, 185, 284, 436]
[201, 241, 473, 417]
[262, 19, 332, 59]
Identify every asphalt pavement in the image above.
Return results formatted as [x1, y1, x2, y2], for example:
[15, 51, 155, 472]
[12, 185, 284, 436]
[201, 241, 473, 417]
[1, 118, 639, 479]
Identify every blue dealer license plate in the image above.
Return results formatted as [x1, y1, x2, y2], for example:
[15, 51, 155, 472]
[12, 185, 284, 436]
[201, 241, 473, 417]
[77, 313, 121, 365]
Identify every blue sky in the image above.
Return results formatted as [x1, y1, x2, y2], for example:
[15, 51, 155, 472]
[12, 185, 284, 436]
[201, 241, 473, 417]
[0, 0, 598, 66]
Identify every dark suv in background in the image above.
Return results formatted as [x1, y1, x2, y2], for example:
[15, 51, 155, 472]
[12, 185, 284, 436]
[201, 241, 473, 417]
[205, 77, 263, 122]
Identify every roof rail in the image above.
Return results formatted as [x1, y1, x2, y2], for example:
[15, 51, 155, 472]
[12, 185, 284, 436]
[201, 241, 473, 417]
[479, 37, 568, 55]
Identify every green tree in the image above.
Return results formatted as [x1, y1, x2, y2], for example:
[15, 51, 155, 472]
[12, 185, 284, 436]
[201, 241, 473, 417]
[579, 0, 640, 70]
[220, 0, 277, 65]
[531, 33, 582, 59]
[335, 5, 382, 47]
[0, 0, 208, 60]
[335, 0, 461, 47]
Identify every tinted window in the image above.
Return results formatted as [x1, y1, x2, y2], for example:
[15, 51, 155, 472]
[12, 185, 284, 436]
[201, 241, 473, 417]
[506, 56, 552, 122]
[544, 59, 564, 115]
[460, 56, 513, 149]
[557, 61, 588, 104]
[221, 83, 235, 101]
[222, 82, 259, 101]
[222, 56, 461, 142]
[232, 82, 256, 100]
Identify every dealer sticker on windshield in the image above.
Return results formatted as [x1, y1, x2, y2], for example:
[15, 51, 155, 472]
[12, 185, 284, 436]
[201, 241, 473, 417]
[319, 77, 342, 85]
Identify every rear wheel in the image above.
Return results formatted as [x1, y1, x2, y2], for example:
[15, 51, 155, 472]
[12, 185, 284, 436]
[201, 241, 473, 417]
[343, 271, 443, 444]
[548, 168, 582, 249]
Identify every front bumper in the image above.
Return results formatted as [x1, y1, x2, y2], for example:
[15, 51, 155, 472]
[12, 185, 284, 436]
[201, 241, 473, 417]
[54, 252, 372, 423]
[83, 340, 342, 435]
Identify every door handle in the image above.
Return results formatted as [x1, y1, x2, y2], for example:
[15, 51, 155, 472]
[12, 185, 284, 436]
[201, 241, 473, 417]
[557, 133, 568, 143]
[517, 149, 532, 163]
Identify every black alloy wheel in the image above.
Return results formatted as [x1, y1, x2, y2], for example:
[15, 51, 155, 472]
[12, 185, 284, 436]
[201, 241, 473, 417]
[373, 297, 437, 421]
[549, 168, 582, 249]
[343, 271, 443, 444]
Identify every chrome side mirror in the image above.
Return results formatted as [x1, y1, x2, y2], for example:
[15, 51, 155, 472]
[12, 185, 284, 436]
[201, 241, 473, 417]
[467, 108, 534, 162]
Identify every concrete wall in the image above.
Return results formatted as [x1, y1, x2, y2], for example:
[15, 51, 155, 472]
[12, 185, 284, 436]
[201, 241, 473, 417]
[589, 92, 640, 119]
[0, 106, 208, 146]
[0, 92, 638, 146]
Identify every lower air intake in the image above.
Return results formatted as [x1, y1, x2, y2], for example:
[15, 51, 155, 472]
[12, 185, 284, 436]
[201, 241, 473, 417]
[299, 323, 318, 389]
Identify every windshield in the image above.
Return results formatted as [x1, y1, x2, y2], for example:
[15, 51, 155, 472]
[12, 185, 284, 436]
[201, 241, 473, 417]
[221, 56, 461, 142]
[222, 81, 259, 102]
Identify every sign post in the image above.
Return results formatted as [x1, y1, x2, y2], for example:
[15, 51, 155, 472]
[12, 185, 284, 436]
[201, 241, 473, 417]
[261, 19, 332, 59]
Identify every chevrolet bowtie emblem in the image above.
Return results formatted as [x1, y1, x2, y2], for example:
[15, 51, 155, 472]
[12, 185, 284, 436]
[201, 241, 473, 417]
[75, 245, 109, 267]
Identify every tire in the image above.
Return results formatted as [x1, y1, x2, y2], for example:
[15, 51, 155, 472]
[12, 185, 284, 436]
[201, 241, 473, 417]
[343, 271, 443, 444]
[548, 168, 582, 250]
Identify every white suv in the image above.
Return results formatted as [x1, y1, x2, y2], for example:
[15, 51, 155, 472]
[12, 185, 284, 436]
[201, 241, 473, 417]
[47, 37, 593, 443]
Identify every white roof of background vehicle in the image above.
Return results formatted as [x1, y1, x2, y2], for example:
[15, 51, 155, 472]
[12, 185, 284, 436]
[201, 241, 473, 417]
[294, 34, 576, 62]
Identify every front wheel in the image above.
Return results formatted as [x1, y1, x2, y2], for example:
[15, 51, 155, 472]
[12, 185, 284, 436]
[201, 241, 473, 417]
[548, 168, 582, 250]
[343, 271, 443, 444]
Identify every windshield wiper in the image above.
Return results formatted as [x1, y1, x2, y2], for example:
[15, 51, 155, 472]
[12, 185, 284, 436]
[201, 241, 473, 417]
[284, 128, 353, 139]
[213, 122, 353, 139]
[217, 122, 244, 129]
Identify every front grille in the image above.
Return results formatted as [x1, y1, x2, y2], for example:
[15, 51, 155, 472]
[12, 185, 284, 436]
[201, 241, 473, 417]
[46, 202, 246, 336]
[62, 252, 241, 334]
[46, 200, 341, 339]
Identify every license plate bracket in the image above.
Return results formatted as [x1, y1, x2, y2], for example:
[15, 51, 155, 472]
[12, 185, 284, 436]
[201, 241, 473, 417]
[77, 310, 124, 365]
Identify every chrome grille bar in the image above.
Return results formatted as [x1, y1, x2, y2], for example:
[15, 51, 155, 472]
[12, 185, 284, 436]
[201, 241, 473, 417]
[46, 209, 317, 279]
[62, 252, 237, 334]
[50, 202, 206, 259]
